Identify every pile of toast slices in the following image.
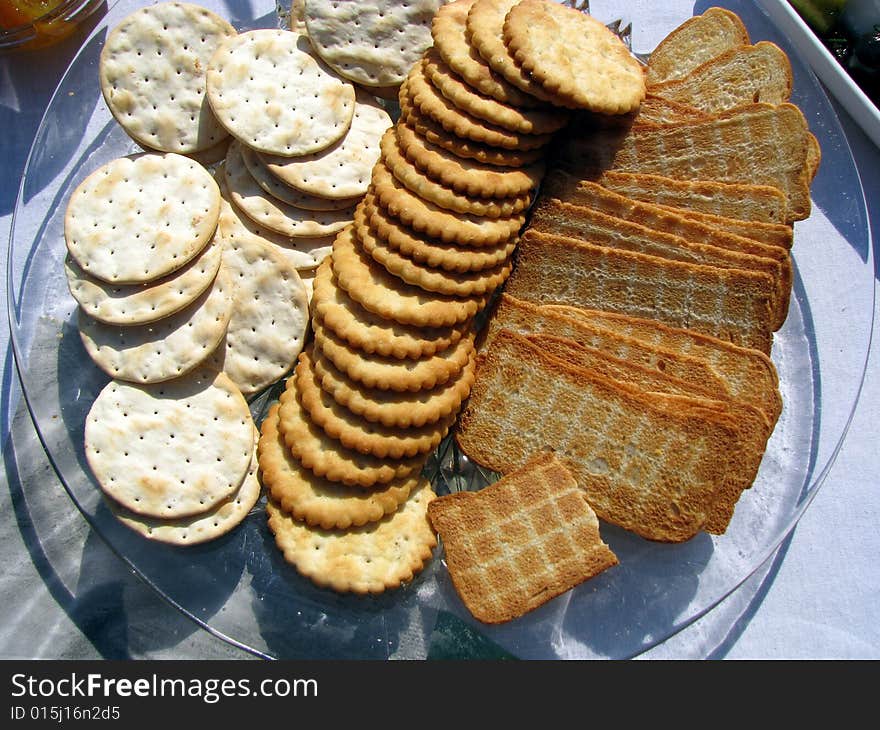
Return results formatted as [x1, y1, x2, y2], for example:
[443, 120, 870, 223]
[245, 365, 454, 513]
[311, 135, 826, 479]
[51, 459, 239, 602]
[455, 7, 817, 546]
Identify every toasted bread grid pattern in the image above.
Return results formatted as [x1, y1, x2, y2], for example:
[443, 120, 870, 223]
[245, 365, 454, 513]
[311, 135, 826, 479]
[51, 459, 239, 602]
[510, 243, 768, 348]
[474, 360, 707, 522]
[445, 484, 602, 617]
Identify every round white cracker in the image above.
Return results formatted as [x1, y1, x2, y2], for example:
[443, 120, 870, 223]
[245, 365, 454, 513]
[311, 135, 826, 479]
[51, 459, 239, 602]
[238, 142, 361, 211]
[64, 152, 221, 284]
[206, 29, 356, 157]
[78, 265, 234, 384]
[304, 0, 444, 87]
[223, 140, 355, 238]
[215, 162, 336, 270]
[99, 2, 237, 154]
[107, 425, 261, 545]
[210, 237, 310, 396]
[64, 234, 223, 326]
[259, 88, 392, 199]
[85, 369, 255, 519]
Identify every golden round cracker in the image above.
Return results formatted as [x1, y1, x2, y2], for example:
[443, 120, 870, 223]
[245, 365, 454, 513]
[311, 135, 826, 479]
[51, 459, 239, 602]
[107, 425, 261, 545]
[296, 348, 458, 460]
[277, 380, 428, 488]
[215, 162, 335, 270]
[78, 265, 234, 384]
[266, 481, 437, 595]
[223, 140, 355, 238]
[303, 0, 444, 88]
[503, 0, 646, 114]
[313, 316, 475, 394]
[85, 369, 255, 519]
[206, 29, 355, 156]
[64, 152, 220, 284]
[313, 344, 476, 429]
[260, 403, 415, 529]
[406, 58, 554, 151]
[311, 259, 470, 360]
[379, 127, 532, 218]
[99, 2, 236, 154]
[423, 47, 570, 135]
[466, 0, 558, 104]
[371, 161, 525, 247]
[354, 200, 513, 296]
[259, 87, 392, 199]
[365, 192, 518, 273]
[238, 142, 361, 212]
[331, 222, 489, 327]
[398, 79, 545, 167]
[431, 0, 541, 108]
[395, 119, 545, 199]
[64, 232, 222, 326]
[211, 235, 310, 396]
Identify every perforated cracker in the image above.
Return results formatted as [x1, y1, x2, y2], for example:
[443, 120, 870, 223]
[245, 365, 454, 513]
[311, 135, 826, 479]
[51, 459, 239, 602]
[78, 265, 234, 383]
[210, 235, 310, 395]
[85, 369, 254, 519]
[64, 152, 220, 284]
[238, 142, 361, 211]
[303, 0, 444, 88]
[99, 2, 236, 154]
[259, 88, 392, 199]
[108, 425, 261, 545]
[223, 141, 355, 238]
[64, 233, 222, 326]
[206, 29, 355, 156]
[215, 162, 334, 270]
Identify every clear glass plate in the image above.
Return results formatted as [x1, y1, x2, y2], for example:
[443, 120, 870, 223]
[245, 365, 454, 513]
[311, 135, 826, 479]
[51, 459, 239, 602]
[7, 0, 874, 659]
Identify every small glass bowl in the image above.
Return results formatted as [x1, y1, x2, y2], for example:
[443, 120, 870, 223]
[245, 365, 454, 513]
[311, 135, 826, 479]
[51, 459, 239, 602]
[0, 0, 106, 52]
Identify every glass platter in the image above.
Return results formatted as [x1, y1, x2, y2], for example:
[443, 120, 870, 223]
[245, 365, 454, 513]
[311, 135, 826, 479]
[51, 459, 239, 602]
[7, 0, 875, 659]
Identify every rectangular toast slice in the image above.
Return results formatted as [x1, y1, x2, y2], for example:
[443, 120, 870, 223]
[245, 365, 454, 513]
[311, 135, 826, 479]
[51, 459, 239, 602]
[552, 103, 812, 222]
[455, 329, 742, 542]
[524, 332, 772, 534]
[541, 303, 782, 429]
[597, 170, 789, 225]
[528, 193, 790, 328]
[505, 229, 776, 353]
[483, 293, 732, 401]
[427, 451, 618, 624]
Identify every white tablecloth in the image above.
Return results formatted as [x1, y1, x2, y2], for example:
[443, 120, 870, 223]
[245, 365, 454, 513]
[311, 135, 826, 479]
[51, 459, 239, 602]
[1, 0, 877, 659]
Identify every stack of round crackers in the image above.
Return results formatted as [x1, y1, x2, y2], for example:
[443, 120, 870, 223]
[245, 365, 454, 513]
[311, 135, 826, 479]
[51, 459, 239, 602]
[260, 0, 647, 593]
